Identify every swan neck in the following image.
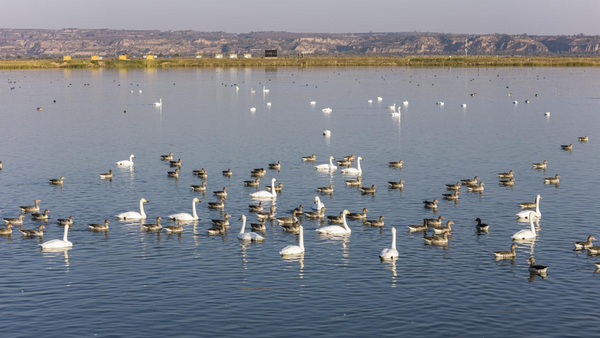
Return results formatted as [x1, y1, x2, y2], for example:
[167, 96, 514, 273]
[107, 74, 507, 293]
[271, 180, 276, 197]
[391, 228, 397, 249]
[240, 217, 246, 234]
[530, 218, 535, 233]
[342, 214, 350, 231]
[140, 200, 146, 218]
[192, 200, 198, 218]
[299, 227, 304, 249]
[357, 158, 361, 171]
[63, 225, 69, 242]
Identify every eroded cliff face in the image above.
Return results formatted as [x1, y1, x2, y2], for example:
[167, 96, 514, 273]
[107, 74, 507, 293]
[0, 28, 599, 58]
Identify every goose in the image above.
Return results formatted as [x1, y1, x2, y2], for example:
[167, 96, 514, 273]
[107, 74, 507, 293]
[574, 236, 596, 250]
[336, 159, 352, 166]
[346, 176, 362, 186]
[268, 161, 281, 170]
[250, 178, 277, 199]
[168, 198, 200, 221]
[461, 176, 478, 185]
[4, 214, 25, 225]
[322, 108, 332, 113]
[389, 160, 404, 168]
[528, 258, 548, 275]
[578, 136, 589, 142]
[343, 154, 356, 162]
[31, 209, 50, 220]
[494, 244, 518, 259]
[424, 216, 444, 227]
[408, 220, 428, 232]
[327, 211, 345, 224]
[237, 215, 264, 242]
[341, 156, 362, 175]
[423, 199, 438, 209]
[282, 221, 301, 233]
[213, 187, 228, 197]
[467, 182, 485, 192]
[49, 176, 65, 185]
[207, 224, 226, 235]
[169, 159, 182, 167]
[305, 207, 326, 219]
[519, 194, 542, 210]
[294, 205, 304, 215]
[191, 182, 207, 191]
[244, 178, 261, 187]
[388, 180, 404, 189]
[445, 182, 461, 191]
[348, 208, 368, 220]
[57, 216, 74, 226]
[251, 168, 266, 177]
[316, 184, 334, 194]
[433, 221, 454, 235]
[423, 232, 449, 245]
[257, 206, 276, 221]
[498, 170, 514, 179]
[312, 196, 325, 211]
[512, 213, 537, 240]
[276, 210, 298, 225]
[142, 217, 163, 231]
[315, 156, 337, 171]
[561, 144, 573, 151]
[360, 185, 376, 194]
[532, 160, 548, 169]
[596, 262, 600, 269]
[20, 199, 41, 213]
[99, 170, 113, 179]
[251, 220, 266, 232]
[116, 154, 135, 166]
[280, 225, 305, 256]
[0, 224, 13, 235]
[364, 216, 385, 227]
[442, 191, 460, 200]
[154, 98, 162, 107]
[164, 221, 184, 233]
[378, 227, 399, 261]
[544, 174, 560, 184]
[88, 220, 109, 231]
[207, 198, 226, 209]
[266, 183, 284, 192]
[20, 225, 45, 237]
[222, 168, 233, 177]
[316, 210, 351, 235]
[40, 224, 72, 250]
[249, 202, 263, 212]
[193, 168, 208, 178]
[116, 198, 149, 220]
[250, 107, 257, 113]
[302, 154, 317, 162]
[211, 214, 232, 227]
[475, 218, 490, 232]
[499, 178, 515, 187]
[167, 168, 180, 178]
[160, 152, 174, 161]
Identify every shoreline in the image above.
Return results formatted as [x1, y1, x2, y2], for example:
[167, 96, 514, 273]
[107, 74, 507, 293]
[2, 56, 600, 69]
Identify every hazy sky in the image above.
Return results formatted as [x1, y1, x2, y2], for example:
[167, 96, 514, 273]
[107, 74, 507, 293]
[2, 0, 599, 35]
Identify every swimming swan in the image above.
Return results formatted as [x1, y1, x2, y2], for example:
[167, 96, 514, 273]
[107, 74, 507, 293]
[154, 98, 162, 107]
[379, 227, 399, 260]
[512, 212, 537, 240]
[316, 210, 351, 235]
[117, 198, 149, 220]
[237, 215, 264, 242]
[116, 154, 135, 166]
[250, 178, 277, 199]
[168, 198, 200, 221]
[516, 195, 541, 220]
[312, 196, 325, 211]
[40, 224, 72, 250]
[341, 156, 362, 175]
[315, 156, 337, 171]
[280, 225, 305, 256]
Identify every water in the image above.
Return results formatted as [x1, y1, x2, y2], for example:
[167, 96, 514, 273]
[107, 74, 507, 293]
[1, 67, 599, 337]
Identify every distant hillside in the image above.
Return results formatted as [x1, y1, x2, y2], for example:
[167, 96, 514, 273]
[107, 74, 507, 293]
[1, 28, 599, 58]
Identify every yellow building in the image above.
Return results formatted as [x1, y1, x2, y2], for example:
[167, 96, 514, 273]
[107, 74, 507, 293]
[118, 53, 129, 60]
[146, 54, 155, 60]
[63, 56, 72, 61]
[91, 55, 100, 61]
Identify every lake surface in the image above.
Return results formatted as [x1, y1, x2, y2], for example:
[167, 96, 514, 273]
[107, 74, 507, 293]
[1, 66, 599, 337]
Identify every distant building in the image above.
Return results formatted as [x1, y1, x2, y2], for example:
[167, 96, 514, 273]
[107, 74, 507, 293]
[215, 54, 224, 59]
[265, 49, 278, 59]
[118, 53, 129, 60]
[195, 55, 203, 59]
[91, 55, 100, 61]
[229, 53, 238, 59]
[63, 55, 72, 61]
[243, 53, 252, 59]
[145, 54, 155, 60]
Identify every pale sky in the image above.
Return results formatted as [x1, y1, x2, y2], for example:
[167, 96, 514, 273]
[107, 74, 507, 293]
[2, 0, 599, 35]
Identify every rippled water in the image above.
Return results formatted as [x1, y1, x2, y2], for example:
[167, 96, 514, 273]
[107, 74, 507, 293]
[1, 67, 599, 337]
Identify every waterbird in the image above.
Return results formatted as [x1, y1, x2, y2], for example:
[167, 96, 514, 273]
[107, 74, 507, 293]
[164, 221, 184, 233]
[31, 209, 50, 220]
[315, 156, 337, 171]
[250, 178, 277, 199]
[154, 98, 162, 107]
[517, 195, 541, 220]
[20, 199, 41, 213]
[88, 220, 109, 231]
[0, 224, 13, 235]
[57, 216, 74, 226]
[364, 216, 385, 227]
[116, 198, 149, 220]
[280, 225, 305, 256]
[512, 213, 537, 240]
[494, 244, 518, 259]
[317, 210, 351, 235]
[49, 176, 65, 185]
[379, 227, 398, 260]
[40, 224, 72, 250]
[528, 258, 548, 275]
[340, 156, 362, 175]
[99, 170, 112, 179]
[160, 152, 174, 161]
[20, 225, 45, 237]
[142, 217, 163, 231]
[169, 198, 200, 221]
[116, 154, 135, 166]
[237, 215, 264, 242]
[544, 174, 560, 184]
[475, 218, 490, 232]
[574, 236, 596, 250]
[532, 160, 548, 169]
[4, 214, 25, 225]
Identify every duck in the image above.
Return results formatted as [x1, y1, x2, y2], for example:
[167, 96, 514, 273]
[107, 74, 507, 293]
[257, 206, 276, 221]
[316, 184, 334, 194]
[251, 220, 266, 232]
[117, 198, 149, 220]
[207, 198, 226, 209]
[191, 182, 207, 191]
[167, 168, 180, 178]
[327, 211, 346, 224]
[423, 232, 449, 246]
[142, 217, 163, 231]
[20, 225, 45, 237]
[211, 214, 232, 227]
[116, 154, 135, 166]
[0, 224, 13, 235]
[222, 168, 233, 177]
[164, 221, 184, 233]
[315, 156, 337, 171]
[4, 214, 25, 225]
[497, 170, 514, 179]
[302, 154, 317, 162]
[475, 218, 490, 232]
[407, 220, 428, 232]
[244, 178, 261, 187]
[499, 178, 515, 187]
[348, 208, 368, 220]
[280, 225, 305, 256]
[433, 221, 454, 234]
[266, 183, 284, 192]
[423, 199, 438, 209]
[388, 160, 403, 168]
[250, 178, 277, 199]
[249, 202, 263, 212]
[574, 235, 596, 250]
[494, 244, 518, 259]
[294, 205, 304, 215]
[168, 198, 200, 221]
[445, 182, 461, 191]
[40, 224, 72, 250]
[20, 199, 41, 213]
[341, 156, 362, 175]
[424, 216, 444, 227]
[31, 209, 50, 220]
[512, 213, 537, 240]
[282, 221, 301, 233]
[316, 210, 351, 235]
[561, 144, 573, 151]
[336, 159, 352, 166]
[99, 170, 113, 179]
[519, 194, 542, 209]
[346, 176, 362, 186]
[193, 168, 208, 178]
[379, 227, 399, 261]
[388, 180, 404, 189]
[276, 210, 298, 225]
[359, 185, 376, 194]
[578, 136, 589, 142]
[88, 220, 110, 231]
[467, 182, 485, 192]
[528, 258, 548, 275]
[49, 176, 65, 185]
[213, 187, 228, 197]
[237, 215, 264, 242]
[57, 216, 74, 226]
[442, 191, 460, 200]
[461, 176, 478, 185]
[544, 174, 560, 184]
[160, 152, 174, 161]
[268, 161, 281, 170]
[169, 159, 182, 167]
[305, 207, 326, 219]
[207, 224, 226, 235]
[364, 216, 385, 227]
[532, 160, 548, 169]
[516, 195, 541, 220]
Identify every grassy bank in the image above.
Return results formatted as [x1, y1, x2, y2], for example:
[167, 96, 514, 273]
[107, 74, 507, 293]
[2, 56, 600, 69]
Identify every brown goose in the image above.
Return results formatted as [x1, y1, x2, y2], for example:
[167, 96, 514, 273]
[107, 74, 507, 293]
[407, 220, 427, 232]
[4, 214, 25, 225]
[207, 198, 225, 209]
[423, 199, 438, 209]
[388, 180, 404, 189]
[364, 216, 385, 227]
[359, 185, 376, 194]
[213, 187, 228, 197]
[442, 191, 460, 200]
[494, 244, 518, 259]
[57, 216, 74, 226]
[461, 176, 478, 185]
[244, 178, 261, 187]
[348, 208, 369, 220]
[445, 182, 461, 191]
[388, 160, 404, 168]
[343, 154, 356, 162]
[433, 220, 454, 234]
[164, 221, 184, 233]
[160, 152, 174, 161]
[578, 136, 589, 142]
[249, 202, 263, 212]
[467, 182, 485, 192]
[31, 209, 50, 220]
[544, 174, 560, 184]
[251, 220, 266, 232]
[345, 176, 362, 186]
[211, 214, 232, 227]
[528, 258, 548, 275]
[424, 216, 444, 226]
[302, 154, 317, 162]
[49, 176, 65, 185]
[294, 205, 304, 215]
[20, 199, 41, 213]
[256, 206, 276, 220]
[499, 178, 515, 187]
[167, 168, 180, 178]
[169, 159, 182, 167]
[193, 168, 208, 178]
[282, 221, 301, 233]
[191, 182, 207, 191]
[336, 159, 351, 166]
[574, 236, 596, 250]
[222, 168, 232, 177]
[277, 210, 298, 225]
[327, 211, 346, 224]
[561, 144, 573, 151]
[100, 170, 113, 179]
[142, 217, 163, 231]
[475, 218, 490, 232]
[0, 224, 13, 235]
[266, 183, 284, 192]
[532, 160, 548, 169]
[497, 170, 514, 179]
[423, 232, 449, 245]
[305, 207, 326, 219]
[316, 184, 334, 194]
[268, 161, 281, 170]
[20, 225, 45, 237]
[88, 220, 109, 231]
[251, 168, 266, 177]
[207, 223, 225, 235]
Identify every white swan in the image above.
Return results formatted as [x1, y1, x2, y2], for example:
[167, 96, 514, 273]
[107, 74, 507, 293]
[168, 198, 200, 221]
[461, 103, 467, 108]
[322, 108, 332, 113]
[250, 107, 257, 113]
[116, 154, 135, 166]
[368, 99, 373, 103]
[154, 98, 162, 107]
[116, 198, 148, 220]
[237, 215, 264, 242]
[517, 194, 541, 220]
[250, 178, 277, 199]
[316, 210, 351, 235]
[323, 130, 331, 137]
[315, 156, 337, 171]
[312, 196, 325, 211]
[377, 97, 383, 101]
[40, 224, 72, 250]
[341, 156, 362, 175]
[512, 213, 537, 240]
[402, 101, 409, 105]
[379, 227, 399, 260]
[280, 225, 305, 256]
[388, 103, 396, 110]
[310, 101, 316, 105]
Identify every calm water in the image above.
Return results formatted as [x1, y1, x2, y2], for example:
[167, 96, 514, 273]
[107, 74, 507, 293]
[1, 67, 599, 337]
